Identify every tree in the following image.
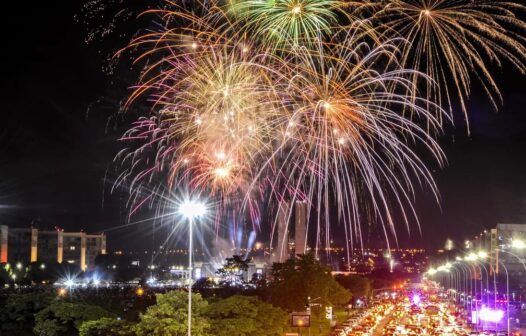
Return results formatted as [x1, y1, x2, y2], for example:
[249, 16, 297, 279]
[335, 274, 372, 298]
[216, 255, 249, 286]
[79, 318, 134, 336]
[34, 301, 113, 336]
[134, 290, 209, 336]
[0, 292, 53, 336]
[266, 254, 351, 312]
[206, 295, 288, 336]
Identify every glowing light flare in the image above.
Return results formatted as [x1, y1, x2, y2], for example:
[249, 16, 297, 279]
[479, 307, 504, 323]
[511, 239, 526, 249]
[214, 166, 230, 178]
[178, 200, 207, 219]
[291, 5, 302, 15]
[215, 152, 227, 161]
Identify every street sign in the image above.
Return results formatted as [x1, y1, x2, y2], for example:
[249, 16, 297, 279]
[291, 313, 311, 327]
[325, 306, 333, 320]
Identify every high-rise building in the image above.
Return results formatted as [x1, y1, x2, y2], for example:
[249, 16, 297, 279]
[272, 201, 290, 263]
[294, 201, 308, 256]
[0, 225, 106, 271]
[489, 223, 526, 277]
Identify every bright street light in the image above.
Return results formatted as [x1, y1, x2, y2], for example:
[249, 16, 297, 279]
[179, 199, 207, 336]
[466, 253, 478, 261]
[478, 251, 488, 259]
[178, 200, 207, 220]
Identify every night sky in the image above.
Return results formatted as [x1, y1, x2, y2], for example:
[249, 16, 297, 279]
[1, 1, 525, 251]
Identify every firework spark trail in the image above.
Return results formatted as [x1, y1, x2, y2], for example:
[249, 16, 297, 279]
[355, 0, 526, 131]
[108, 0, 526, 257]
[266, 36, 446, 253]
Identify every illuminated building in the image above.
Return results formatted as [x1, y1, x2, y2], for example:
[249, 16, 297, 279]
[294, 201, 308, 256]
[490, 223, 526, 276]
[272, 201, 290, 263]
[0, 225, 106, 271]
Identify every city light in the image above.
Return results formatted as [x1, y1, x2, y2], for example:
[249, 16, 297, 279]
[178, 200, 207, 220]
[466, 253, 478, 261]
[92, 277, 101, 286]
[511, 239, 526, 249]
[478, 251, 488, 259]
[479, 307, 504, 323]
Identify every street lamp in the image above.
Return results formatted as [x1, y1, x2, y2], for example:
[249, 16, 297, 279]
[178, 200, 207, 336]
[478, 251, 488, 259]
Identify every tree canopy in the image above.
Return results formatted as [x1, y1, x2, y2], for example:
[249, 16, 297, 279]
[335, 274, 372, 298]
[266, 254, 351, 311]
[216, 255, 249, 286]
[79, 317, 134, 336]
[34, 301, 113, 336]
[206, 295, 288, 336]
[133, 290, 209, 336]
[0, 292, 53, 336]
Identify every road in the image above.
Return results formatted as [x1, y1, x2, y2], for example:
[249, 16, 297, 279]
[333, 280, 473, 336]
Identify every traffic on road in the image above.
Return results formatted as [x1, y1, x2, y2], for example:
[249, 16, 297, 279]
[330, 281, 502, 336]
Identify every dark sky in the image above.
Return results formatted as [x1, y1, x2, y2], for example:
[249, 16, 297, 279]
[1, 0, 525, 251]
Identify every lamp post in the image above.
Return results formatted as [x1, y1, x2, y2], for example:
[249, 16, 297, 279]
[179, 200, 206, 336]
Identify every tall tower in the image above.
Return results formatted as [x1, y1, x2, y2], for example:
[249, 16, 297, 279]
[273, 201, 290, 263]
[1, 225, 8, 263]
[294, 201, 308, 256]
[30, 228, 38, 262]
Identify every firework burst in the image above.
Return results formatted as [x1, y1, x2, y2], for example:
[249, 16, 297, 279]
[366, 0, 526, 130]
[226, 0, 345, 47]
[108, 0, 526, 253]
[270, 35, 446, 250]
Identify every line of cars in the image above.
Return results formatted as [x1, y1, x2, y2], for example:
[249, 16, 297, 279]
[331, 303, 395, 336]
[332, 282, 474, 336]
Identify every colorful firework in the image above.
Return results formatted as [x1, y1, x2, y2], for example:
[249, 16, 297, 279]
[226, 0, 344, 47]
[366, 0, 526, 130]
[271, 34, 445, 250]
[108, 0, 525, 253]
